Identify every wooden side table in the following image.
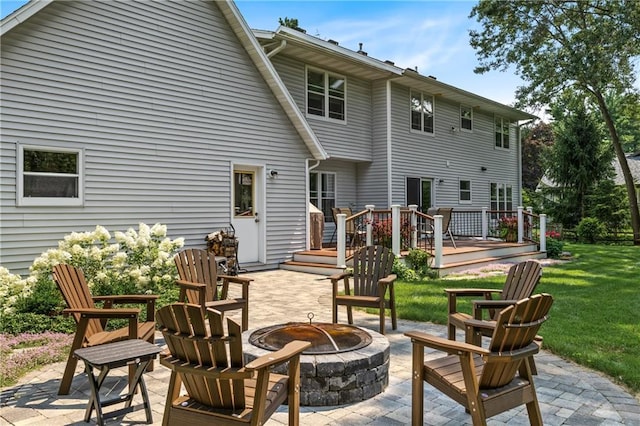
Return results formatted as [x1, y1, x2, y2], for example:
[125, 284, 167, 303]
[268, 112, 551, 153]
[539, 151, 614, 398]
[74, 339, 161, 425]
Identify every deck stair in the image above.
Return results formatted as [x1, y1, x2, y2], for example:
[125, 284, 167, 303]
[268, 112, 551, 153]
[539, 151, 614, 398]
[280, 239, 546, 277]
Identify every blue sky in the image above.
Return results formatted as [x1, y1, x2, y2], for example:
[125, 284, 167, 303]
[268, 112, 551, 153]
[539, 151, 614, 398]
[0, 0, 528, 111]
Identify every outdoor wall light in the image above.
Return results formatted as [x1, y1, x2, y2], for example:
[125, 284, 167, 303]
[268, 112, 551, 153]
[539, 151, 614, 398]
[438, 178, 445, 184]
[268, 169, 279, 178]
[481, 166, 487, 171]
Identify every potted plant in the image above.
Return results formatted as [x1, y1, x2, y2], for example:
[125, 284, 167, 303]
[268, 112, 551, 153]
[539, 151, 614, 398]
[499, 216, 518, 242]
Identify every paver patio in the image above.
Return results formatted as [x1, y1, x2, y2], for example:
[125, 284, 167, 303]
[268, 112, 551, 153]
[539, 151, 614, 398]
[1, 269, 639, 425]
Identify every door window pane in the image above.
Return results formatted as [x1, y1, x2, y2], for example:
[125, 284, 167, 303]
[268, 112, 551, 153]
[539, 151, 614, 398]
[234, 171, 254, 217]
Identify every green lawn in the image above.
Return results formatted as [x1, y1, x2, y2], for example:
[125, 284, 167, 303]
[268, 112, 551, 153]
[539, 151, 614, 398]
[394, 243, 640, 395]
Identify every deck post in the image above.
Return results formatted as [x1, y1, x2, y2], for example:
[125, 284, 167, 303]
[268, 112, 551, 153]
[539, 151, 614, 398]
[391, 205, 401, 256]
[434, 215, 443, 268]
[337, 213, 346, 268]
[517, 206, 524, 243]
[409, 204, 418, 249]
[481, 207, 488, 240]
[540, 214, 547, 253]
[365, 204, 375, 247]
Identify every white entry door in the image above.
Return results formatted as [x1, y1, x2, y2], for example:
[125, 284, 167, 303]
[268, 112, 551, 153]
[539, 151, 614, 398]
[231, 165, 264, 265]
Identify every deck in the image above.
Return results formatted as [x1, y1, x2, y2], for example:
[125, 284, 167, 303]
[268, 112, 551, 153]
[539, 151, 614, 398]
[281, 238, 546, 276]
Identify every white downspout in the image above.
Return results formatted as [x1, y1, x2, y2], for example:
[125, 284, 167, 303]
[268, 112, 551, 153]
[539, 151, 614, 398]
[386, 80, 393, 207]
[266, 40, 287, 58]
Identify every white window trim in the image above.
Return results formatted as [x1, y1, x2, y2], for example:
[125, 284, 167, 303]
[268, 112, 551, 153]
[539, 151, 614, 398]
[458, 179, 472, 204]
[17, 144, 84, 206]
[494, 116, 511, 150]
[460, 105, 473, 132]
[305, 65, 347, 124]
[410, 91, 435, 136]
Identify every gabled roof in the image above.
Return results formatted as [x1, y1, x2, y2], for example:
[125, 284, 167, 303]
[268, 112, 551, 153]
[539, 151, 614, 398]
[1, 0, 328, 160]
[254, 27, 537, 122]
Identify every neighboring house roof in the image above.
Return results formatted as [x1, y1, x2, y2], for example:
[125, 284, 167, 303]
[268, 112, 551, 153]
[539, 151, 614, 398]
[254, 26, 537, 122]
[1, 0, 328, 161]
[538, 153, 640, 189]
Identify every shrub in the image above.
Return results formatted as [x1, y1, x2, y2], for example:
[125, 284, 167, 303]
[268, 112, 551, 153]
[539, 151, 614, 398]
[0, 313, 75, 335]
[393, 249, 435, 281]
[392, 259, 420, 282]
[576, 217, 605, 243]
[0, 267, 32, 316]
[545, 231, 564, 259]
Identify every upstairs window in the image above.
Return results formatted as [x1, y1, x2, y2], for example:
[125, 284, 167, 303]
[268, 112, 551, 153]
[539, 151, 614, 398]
[460, 105, 473, 131]
[410, 91, 434, 133]
[18, 145, 83, 206]
[495, 116, 510, 149]
[307, 68, 345, 121]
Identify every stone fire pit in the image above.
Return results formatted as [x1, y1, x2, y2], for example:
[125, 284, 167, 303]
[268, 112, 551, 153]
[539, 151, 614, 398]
[242, 322, 389, 406]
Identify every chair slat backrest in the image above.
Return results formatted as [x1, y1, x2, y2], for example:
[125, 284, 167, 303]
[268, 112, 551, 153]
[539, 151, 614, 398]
[174, 249, 219, 302]
[52, 264, 104, 339]
[352, 245, 395, 296]
[436, 207, 453, 231]
[156, 303, 246, 410]
[481, 294, 553, 388]
[501, 260, 542, 303]
[332, 207, 355, 234]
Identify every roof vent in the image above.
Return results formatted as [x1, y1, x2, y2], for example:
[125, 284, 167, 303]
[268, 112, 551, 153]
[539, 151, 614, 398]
[328, 39, 339, 45]
[428, 75, 437, 80]
[384, 60, 395, 65]
[357, 42, 368, 56]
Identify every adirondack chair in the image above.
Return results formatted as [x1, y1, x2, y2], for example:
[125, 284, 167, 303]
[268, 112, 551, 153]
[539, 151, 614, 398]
[157, 303, 311, 426]
[174, 248, 252, 330]
[330, 245, 397, 334]
[52, 264, 158, 395]
[421, 207, 457, 248]
[445, 260, 542, 344]
[405, 293, 553, 426]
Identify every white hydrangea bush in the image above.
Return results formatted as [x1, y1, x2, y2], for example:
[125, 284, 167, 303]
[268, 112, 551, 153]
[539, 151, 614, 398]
[25, 223, 184, 298]
[0, 267, 32, 315]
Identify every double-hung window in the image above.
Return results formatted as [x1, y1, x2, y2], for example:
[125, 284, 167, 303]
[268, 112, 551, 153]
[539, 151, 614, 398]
[307, 67, 345, 121]
[459, 180, 471, 204]
[460, 105, 473, 131]
[495, 116, 510, 149]
[410, 91, 434, 134]
[310, 171, 336, 221]
[490, 182, 513, 212]
[17, 145, 83, 206]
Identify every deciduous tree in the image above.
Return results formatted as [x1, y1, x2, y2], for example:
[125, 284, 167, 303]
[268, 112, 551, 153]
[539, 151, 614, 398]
[470, 0, 640, 244]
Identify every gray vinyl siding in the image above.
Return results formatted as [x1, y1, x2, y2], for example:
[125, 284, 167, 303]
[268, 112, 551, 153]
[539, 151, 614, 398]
[270, 55, 373, 161]
[0, 0, 311, 274]
[357, 80, 390, 208]
[389, 83, 520, 209]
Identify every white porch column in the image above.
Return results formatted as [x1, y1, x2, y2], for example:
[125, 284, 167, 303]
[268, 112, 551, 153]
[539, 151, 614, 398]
[517, 206, 524, 243]
[481, 207, 488, 240]
[540, 214, 547, 253]
[365, 204, 375, 247]
[409, 204, 418, 249]
[391, 205, 401, 256]
[434, 214, 443, 268]
[337, 213, 346, 268]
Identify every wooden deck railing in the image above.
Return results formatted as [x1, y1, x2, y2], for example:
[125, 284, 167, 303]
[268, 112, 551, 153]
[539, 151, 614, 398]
[334, 205, 548, 268]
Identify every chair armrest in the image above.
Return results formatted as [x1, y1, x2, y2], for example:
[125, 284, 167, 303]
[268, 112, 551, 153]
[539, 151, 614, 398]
[175, 279, 206, 291]
[405, 331, 490, 356]
[329, 271, 351, 283]
[462, 318, 497, 335]
[444, 288, 502, 297]
[379, 274, 397, 285]
[93, 294, 157, 321]
[245, 340, 312, 371]
[63, 307, 140, 319]
[472, 299, 519, 320]
[93, 294, 159, 302]
[218, 275, 253, 285]
[219, 275, 252, 300]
